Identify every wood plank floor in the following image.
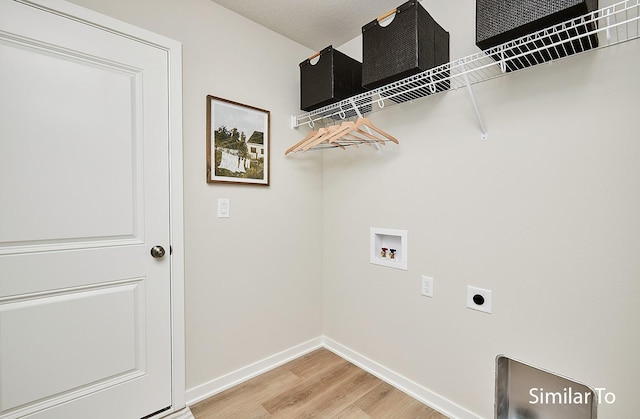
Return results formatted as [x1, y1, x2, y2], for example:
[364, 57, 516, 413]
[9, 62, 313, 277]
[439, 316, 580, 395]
[190, 348, 448, 418]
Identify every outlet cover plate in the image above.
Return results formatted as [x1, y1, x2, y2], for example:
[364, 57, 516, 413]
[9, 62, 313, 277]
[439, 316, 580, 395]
[421, 275, 433, 298]
[467, 286, 492, 314]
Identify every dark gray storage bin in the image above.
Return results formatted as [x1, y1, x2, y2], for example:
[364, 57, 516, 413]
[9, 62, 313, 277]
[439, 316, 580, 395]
[362, 0, 450, 97]
[476, 0, 599, 71]
[299, 45, 366, 112]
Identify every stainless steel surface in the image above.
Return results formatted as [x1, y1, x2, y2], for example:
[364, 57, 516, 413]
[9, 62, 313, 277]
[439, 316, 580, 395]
[495, 355, 597, 419]
[150, 245, 165, 258]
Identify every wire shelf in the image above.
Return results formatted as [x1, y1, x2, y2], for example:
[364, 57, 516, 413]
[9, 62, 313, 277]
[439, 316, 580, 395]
[292, 0, 640, 130]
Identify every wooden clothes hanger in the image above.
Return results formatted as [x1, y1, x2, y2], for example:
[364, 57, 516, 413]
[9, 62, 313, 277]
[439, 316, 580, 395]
[285, 125, 338, 155]
[285, 117, 399, 154]
[285, 129, 317, 155]
[301, 124, 343, 152]
[323, 121, 356, 144]
[352, 117, 399, 144]
[324, 118, 398, 145]
[342, 125, 385, 145]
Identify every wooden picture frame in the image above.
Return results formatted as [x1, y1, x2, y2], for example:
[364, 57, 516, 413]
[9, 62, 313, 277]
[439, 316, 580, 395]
[206, 95, 270, 185]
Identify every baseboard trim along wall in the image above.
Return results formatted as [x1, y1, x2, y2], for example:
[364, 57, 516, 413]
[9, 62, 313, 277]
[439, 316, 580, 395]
[185, 337, 324, 405]
[162, 407, 195, 419]
[185, 336, 481, 419]
[322, 337, 482, 419]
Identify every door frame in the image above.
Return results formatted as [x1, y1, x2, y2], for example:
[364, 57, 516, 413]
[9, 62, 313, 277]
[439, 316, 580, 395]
[20, 0, 186, 415]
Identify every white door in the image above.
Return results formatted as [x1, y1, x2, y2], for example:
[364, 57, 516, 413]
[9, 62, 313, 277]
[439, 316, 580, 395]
[0, 1, 174, 418]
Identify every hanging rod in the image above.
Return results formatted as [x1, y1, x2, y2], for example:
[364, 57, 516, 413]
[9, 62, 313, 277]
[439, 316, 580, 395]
[291, 0, 640, 130]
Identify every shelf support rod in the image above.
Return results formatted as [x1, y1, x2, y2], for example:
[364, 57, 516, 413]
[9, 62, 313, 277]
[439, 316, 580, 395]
[460, 60, 488, 141]
[349, 99, 383, 156]
[605, 8, 612, 43]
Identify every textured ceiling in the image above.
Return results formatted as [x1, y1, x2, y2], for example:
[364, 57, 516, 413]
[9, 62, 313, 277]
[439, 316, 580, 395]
[210, 0, 404, 51]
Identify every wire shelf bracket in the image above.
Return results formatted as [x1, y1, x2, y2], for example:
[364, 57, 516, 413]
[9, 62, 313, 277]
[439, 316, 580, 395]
[460, 59, 488, 141]
[349, 99, 384, 156]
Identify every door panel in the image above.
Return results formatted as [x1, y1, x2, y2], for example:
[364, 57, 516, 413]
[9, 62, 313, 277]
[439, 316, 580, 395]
[0, 39, 142, 249]
[0, 279, 145, 412]
[0, 1, 172, 418]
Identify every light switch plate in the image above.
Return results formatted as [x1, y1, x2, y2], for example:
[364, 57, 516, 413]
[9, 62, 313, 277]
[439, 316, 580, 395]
[217, 198, 230, 218]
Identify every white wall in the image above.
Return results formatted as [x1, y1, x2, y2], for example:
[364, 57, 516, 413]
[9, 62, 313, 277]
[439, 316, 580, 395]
[67, 0, 323, 392]
[325, 1, 640, 418]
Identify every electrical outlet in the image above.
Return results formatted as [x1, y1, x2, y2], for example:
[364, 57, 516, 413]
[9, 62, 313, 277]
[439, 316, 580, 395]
[421, 275, 433, 298]
[467, 286, 492, 313]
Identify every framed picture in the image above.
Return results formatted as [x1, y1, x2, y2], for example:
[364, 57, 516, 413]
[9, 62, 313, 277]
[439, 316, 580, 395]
[206, 95, 270, 185]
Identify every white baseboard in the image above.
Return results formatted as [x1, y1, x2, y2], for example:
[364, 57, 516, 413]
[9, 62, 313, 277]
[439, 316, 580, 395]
[162, 407, 194, 419]
[322, 337, 482, 419]
[185, 337, 323, 405]
[185, 335, 481, 419]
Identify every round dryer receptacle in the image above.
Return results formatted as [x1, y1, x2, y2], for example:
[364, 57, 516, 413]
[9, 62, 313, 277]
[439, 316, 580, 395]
[473, 294, 485, 306]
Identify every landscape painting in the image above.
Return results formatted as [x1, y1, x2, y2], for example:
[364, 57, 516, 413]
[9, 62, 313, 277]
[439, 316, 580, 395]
[206, 95, 270, 185]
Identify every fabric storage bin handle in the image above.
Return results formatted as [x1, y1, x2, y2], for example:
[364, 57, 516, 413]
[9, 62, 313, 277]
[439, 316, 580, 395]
[364, 1, 416, 31]
[377, 8, 398, 22]
[376, 0, 418, 22]
[300, 45, 332, 67]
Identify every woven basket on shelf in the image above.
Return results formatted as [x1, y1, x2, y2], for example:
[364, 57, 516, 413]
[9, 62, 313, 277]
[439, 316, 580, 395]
[476, 0, 599, 71]
[362, 0, 450, 102]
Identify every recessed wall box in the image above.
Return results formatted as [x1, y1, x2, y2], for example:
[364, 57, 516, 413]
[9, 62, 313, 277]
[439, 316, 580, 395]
[370, 228, 407, 270]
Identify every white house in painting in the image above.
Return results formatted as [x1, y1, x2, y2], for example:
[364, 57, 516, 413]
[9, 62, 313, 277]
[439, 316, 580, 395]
[247, 131, 264, 160]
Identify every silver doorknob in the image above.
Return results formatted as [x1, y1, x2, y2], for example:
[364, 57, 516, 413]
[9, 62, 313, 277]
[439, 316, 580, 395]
[150, 245, 165, 258]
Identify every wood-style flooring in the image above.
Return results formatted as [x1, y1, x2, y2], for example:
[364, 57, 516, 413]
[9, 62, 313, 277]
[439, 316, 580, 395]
[190, 348, 448, 418]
